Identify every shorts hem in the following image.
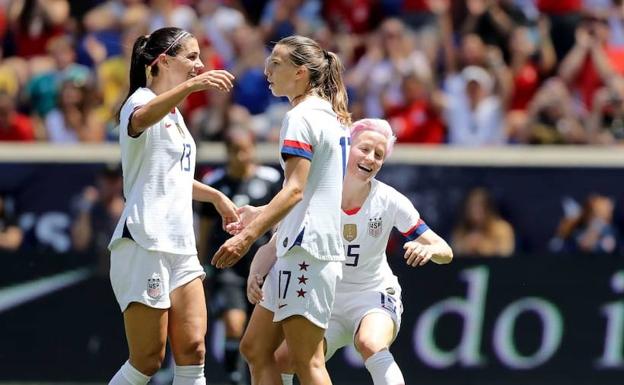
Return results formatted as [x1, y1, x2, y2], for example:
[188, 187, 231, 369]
[353, 308, 401, 343]
[170, 271, 206, 293]
[275, 310, 328, 330]
[118, 298, 171, 313]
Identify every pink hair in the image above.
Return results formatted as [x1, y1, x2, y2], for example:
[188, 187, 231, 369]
[350, 118, 397, 158]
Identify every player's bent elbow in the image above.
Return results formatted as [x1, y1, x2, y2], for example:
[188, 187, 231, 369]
[285, 185, 304, 205]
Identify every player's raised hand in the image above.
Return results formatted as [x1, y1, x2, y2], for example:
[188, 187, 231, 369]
[225, 205, 263, 235]
[190, 70, 235, 93]
[403, 241, 433, 267]
[214, 193, 239, 230]
[247, 273, 264, 304]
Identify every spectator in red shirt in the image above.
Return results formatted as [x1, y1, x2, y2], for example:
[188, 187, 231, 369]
[0, 92, 35, 141]
[536, 0, 583, 61]
[386, 72, 445, 143]
[559, 13, 624, 111]
[4, 0, 68, 58]
[508, 18, 556, 111]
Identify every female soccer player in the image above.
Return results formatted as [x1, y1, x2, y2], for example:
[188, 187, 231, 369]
[107, 27, 238, 385]
[247, 119, 453, 385]
[211, 35, 351, 385]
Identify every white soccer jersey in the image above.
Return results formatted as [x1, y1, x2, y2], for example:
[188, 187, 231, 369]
[109, 87, 197, 255]
[275, 96, 350, 262]
[337, 179, 430, 293]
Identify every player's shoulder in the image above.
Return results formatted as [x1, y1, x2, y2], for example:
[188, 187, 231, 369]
[255, 166, 281, 183]
[202, 168, 227, 186]
[122, 87, 155, 111]
[372, 179, 400, 198]
[371, 179, 410, 207]
[128, 87, 154, 103]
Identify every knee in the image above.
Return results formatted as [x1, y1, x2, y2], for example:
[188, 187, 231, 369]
[175, 337, 206, 365]
[290, 351, 324, 375]
[354, 334, 386, 361]
[239, 334, 260, 364]
[274, 345, 294, 373]
[130, 350, 165, 376]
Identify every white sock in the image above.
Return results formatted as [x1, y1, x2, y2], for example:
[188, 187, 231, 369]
[281, 373, 295, 385]
[109, 361, 151, 385]
[364, 350, 405, 385]
[173, 364, 206, 385]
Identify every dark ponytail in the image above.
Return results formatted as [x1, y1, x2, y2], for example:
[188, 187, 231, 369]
[117, 27, 192, 122]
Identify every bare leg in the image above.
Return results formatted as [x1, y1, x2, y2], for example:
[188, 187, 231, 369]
[240, 305, 284, 385]
[282, 315, 331, 385]
[356, 313, 404, 385]
[168, 278, 207, 366]
[124, 303, 168, 375]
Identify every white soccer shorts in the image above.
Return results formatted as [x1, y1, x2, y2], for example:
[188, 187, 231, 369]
[109, 238, 205, 312]
[260, 246, 342, 329]
[324, 286, 403, 360]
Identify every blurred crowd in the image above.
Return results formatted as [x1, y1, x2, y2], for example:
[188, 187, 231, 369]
[2, 0, 624, 145]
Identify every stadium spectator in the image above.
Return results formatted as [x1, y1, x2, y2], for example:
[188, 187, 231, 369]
[507, 18, 556, 112]
[536, 0, 583, 61]
[260, 0, 323, 43]
[558, 11, 624, 111]
[348, 17, 431, 119]
[0, 193, 23, 251]
[3, 0, 69, 59]
[0, 91, 35, 141]
[460, 0, 528, 56]
[196, 0, 245, 67]
[552, 193, 619, 254]
[452, 187, 515, 257]
[522, 77, 586, 144]
[230, 24, 274, 115]
[24, 35, 92, 118]
[71, 163, 123, 275]
[386, 71, 446, 143]
[443, 65, 507, 146]
[44, 78, 105, 143]
[587, 74, 624, 144]
[606, 0, 624, 47]
[188, 86, 251, 142]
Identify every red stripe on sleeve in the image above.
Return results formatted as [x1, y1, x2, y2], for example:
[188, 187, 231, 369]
[283, 140, 313, 153]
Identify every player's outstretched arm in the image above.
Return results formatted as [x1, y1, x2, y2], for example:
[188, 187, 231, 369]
[129, 70, 234, 136]
[403, 229, 453, 267]
[211, 156, 310, 269]
[192, 180, 239, 228]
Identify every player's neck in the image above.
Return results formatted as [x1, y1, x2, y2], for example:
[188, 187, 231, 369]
[342, 178, 371, 210]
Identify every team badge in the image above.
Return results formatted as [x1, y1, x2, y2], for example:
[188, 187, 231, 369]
[343, 224, 357, 242]
[368, 217, 383, 238]
[147, 273, 163, 299]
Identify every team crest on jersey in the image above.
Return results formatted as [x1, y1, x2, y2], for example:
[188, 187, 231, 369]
[368, 217, 383, 238]
[147, 273, 162, 299]
[343, 224, 357, 242]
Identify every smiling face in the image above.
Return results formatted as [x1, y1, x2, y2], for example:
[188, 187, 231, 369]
[264, 44, 301, 98]
[348, 130, 388, 183]
[166, 37, 204, 84]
